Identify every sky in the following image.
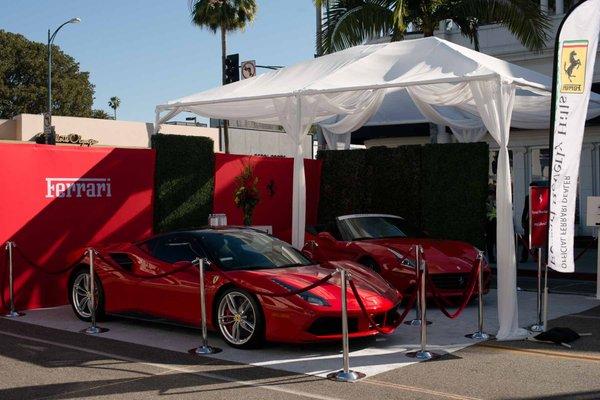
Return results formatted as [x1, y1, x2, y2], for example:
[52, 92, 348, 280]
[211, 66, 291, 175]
[1, 0, 317, 123]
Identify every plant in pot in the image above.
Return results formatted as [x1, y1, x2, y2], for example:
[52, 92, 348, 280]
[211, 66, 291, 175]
[233, 161, 260, 226]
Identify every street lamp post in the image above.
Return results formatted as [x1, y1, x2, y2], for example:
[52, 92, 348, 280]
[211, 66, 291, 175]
[46, 17, 81, 145]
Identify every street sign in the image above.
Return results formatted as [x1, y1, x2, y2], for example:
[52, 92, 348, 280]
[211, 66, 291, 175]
[586, 196, 600, 226]
[241, 60, 256, 79]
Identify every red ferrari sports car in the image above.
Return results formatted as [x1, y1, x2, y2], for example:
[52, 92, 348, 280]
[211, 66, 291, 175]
[303, 214, 491, 300]
[68, 227, 402, 348]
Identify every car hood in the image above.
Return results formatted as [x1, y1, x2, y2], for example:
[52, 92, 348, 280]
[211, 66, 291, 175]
[361, 238, 479, 274]
[224, 262, 401, 310]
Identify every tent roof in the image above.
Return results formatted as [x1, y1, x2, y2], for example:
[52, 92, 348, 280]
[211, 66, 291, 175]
[159, 37, 551, 111]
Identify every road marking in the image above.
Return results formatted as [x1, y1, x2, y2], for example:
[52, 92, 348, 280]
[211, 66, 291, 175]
[1, 329, 489, 400]
[0, 330, 341, 400]
[479, 343, 600, 362]
[365, 379, 483, 400]
[570, 314, 600, 321]
[35, 368, 176, 400]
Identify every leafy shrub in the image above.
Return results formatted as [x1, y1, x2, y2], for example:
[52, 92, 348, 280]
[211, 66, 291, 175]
[151, 134, 215, 233]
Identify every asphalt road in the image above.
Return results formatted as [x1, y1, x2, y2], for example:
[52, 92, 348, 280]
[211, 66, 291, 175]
[0, 305, 600, 400]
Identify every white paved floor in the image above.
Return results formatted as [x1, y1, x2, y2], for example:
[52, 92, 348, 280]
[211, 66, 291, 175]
[13, 290, 599, 378]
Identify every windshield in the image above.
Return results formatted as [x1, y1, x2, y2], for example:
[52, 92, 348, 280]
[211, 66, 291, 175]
[338, 215, 426, 240]
[195, 230, 312, 271]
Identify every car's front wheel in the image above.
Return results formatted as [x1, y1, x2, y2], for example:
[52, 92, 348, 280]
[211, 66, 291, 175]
[216, 288, 264, 349]
[69, 268, 106, 322]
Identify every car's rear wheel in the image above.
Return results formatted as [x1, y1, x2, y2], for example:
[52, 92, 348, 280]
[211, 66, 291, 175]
[69, 268, 106, 322]
[216, 288, 264, 349]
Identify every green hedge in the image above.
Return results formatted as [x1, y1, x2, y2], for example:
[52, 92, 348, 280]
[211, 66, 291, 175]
[318, 143, 489, 248]
[151, 134, 215, 233]
[422, 143, 489, 248]
[317, 149, 368, 224]
[364, 146, 423, 229]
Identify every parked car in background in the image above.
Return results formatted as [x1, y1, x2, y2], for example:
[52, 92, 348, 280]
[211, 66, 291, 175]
[303, 214, 490, 301]
[68, 227, 402, 349]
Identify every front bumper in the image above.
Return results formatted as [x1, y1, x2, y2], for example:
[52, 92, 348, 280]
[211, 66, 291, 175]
[264, 301, 402, 343]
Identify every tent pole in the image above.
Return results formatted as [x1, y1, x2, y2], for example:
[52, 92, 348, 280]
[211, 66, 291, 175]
[292, 94, 304, 248]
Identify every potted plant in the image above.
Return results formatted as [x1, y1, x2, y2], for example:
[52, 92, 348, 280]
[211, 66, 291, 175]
[234, 161, 260, 226]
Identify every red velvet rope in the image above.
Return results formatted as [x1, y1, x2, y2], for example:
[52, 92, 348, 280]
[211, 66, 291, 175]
[94, 252, 197, 280]
[211, 267, 338, 298]
[349, 274, 419, 335]
[426, 259, 481, 319]
[13, 244, 86, 276]
[94, 251, 338, 298]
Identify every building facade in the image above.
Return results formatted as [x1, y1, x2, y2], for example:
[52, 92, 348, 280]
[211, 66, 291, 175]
[0, 114, 313, 158]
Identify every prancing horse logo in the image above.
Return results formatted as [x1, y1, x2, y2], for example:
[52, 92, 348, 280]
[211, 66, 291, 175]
[564, 50, 582, 82]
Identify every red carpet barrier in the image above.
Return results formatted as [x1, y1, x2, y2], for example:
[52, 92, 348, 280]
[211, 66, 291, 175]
[0, 144, 155, 313]
[213, 154, 322, 243]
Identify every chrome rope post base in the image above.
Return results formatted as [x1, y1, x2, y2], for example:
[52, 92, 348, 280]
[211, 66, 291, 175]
[328, 268, 365, 382]
[466, 251, 493, 341]
[3, 242, 25, 318]
[4, 310, 25, 318]
[406, 252, 441, 361]
[80, 248, 109, 335]
[404, 245, 431, 326]
[189, 258, 222, 356]
[406, 349, 440, 361]
[327, 370, 366, 383]
[188, 345, 222, 355]
[81, 325, 109, 335]
[465, 331, 491, 340]
[529, 323, 544, 333]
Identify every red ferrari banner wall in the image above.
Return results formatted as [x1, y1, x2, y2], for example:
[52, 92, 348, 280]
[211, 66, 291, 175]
[0, 143, 155, 312]
[213, 154, 322, 244]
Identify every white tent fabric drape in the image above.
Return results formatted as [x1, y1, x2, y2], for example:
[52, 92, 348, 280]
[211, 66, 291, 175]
[322, 128, 352, 150]
[470, 79, 529, 340]
[403, 78, 527, 339]
[155, 36, 600, 341]
[319, 89, 387, 149]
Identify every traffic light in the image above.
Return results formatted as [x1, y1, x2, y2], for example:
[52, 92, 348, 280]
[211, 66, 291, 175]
[223, 53, 239, 84]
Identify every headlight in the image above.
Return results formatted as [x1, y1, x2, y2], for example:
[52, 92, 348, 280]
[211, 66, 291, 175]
[387, 248, 416, 268]
[272, 279, 331, 306]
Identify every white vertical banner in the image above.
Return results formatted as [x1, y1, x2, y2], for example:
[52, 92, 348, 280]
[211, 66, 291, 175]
[549, 0, 600, 273]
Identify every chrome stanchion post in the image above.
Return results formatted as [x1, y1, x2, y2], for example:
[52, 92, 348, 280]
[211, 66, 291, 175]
[466, 251, 492, 340]
[543, 258, 549, 331]
[81, 248, 108, 334]
[3, 241, 24, 318]
[407, 254, 440, 360]
[189, 258, 222, 355]
[405, 245, 430, 326]
[328, 268, 365, 382]
[530, 248, 544, 332]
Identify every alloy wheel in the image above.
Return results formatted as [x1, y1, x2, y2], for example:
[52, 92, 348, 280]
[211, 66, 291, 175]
[72, 272, 98, 319]
[217, 291, 257, 346]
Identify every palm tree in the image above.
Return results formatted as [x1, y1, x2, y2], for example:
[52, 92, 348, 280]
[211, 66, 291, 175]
[318, 0, 551, 54]
[190, 0, 257, 153]
[108, 96, 121, 120]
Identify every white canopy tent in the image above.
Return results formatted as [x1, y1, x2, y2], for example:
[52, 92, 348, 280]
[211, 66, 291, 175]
[155, 36, 600, 340]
